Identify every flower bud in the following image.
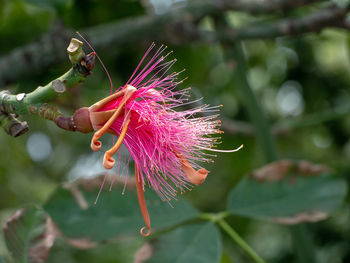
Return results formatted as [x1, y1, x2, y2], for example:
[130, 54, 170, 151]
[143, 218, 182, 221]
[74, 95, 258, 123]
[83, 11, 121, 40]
[73, 107, 93, 133]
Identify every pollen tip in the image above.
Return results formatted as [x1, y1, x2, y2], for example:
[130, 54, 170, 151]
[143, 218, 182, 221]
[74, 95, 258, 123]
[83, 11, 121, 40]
[103, 155, 115, 169]
[91, 140, 102, 151]
[140, 226, 151, 237]
[126, 84, 137, 92]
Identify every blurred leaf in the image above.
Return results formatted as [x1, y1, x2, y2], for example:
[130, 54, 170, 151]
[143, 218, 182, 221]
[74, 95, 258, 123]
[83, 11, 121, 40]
[147, 223, 222, 263]
[134, 242, 152, 263]
[0, 255, 5, 263]
[219, 253, 232, 263]
[228, 161, 347, 224]
[47, 236, 142, 263]
[3, 206, 57, 263]
[0, 0, 54, 50]
[44, 176, 199, 241]
[25, 0, 72, 10]
[251, 159, 330, 181]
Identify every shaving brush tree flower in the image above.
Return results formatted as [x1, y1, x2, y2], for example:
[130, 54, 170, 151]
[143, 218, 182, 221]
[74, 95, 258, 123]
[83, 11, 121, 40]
[59, 42, 243, 236]
[1, 37, 242, 237]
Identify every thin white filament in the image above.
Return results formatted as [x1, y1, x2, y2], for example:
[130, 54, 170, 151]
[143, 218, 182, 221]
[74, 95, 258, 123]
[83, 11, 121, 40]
[196, 144, 244, 153]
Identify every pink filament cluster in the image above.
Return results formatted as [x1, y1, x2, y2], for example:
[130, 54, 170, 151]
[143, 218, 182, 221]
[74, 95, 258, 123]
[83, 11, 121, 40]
[95, 44, 222, 201]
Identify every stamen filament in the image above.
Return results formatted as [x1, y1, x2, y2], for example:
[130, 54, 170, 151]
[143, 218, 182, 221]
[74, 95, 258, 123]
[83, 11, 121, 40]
[135, 165, 151, 237]
[196, 144, 244, 153]
[76, 32, 114, 94]
[103, 115, 131, 169]
[94, 172, 109, 205]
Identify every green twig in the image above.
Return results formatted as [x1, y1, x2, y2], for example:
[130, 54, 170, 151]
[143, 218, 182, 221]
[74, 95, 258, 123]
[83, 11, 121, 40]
[0, 113, 28, 137]
[218, 219, 266, 263]
[200, 213, 266, 263]
[0, 38, 95, 137]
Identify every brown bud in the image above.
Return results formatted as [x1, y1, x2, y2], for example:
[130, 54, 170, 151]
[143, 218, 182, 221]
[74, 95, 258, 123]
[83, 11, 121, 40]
[73, 107, 93, 133]
[81, 52, 96, 73]
[55, 116, 76, 132]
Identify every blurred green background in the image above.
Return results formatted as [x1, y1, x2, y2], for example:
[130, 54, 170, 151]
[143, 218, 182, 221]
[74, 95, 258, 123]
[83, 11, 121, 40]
[0, 0, 350, 262]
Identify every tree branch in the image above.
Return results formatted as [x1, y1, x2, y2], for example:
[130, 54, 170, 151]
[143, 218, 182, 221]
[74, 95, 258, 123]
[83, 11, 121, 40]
[221, 102, 350, 137]
[0, 113, 29, 137]
[0, 38, 95, 137]
[0, 0, 325, 87]
[199, 3, 349, 43]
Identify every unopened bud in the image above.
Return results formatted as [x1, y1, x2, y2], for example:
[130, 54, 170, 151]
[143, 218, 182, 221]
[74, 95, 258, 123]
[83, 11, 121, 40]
[73, 107, 93, 133]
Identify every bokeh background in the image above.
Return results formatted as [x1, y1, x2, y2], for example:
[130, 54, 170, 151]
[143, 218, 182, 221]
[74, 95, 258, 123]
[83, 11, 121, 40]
[0, 0, 350, 262]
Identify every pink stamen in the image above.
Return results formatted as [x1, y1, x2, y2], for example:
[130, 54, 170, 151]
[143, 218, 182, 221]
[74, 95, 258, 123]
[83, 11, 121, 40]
[76, 32, 114, 94]
[86, 43, 243, 236]
[94, 172, 109, 205]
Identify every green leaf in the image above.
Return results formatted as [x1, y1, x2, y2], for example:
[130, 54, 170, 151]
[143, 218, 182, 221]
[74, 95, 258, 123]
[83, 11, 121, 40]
[227, 173, 347, 224]
[147, 223, 222, 263]
[47, 236, 142, 263]
[44, 177, 199, 241]
[3, 206, 56, 263]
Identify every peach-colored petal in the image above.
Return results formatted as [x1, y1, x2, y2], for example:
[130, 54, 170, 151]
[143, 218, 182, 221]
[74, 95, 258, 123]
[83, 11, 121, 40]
[175, 153, 209, 185]
[89, 110, 115, 129]
[89, 90, 125, 112]
[89, 86, 136, 151]
[103, 115, 131, 169]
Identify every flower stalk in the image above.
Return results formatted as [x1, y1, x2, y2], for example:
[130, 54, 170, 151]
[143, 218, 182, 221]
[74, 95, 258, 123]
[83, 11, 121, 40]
[217, 219, 266, 263]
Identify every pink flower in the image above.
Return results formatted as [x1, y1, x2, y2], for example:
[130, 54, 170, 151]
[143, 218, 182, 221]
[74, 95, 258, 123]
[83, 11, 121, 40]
[73, 43, 242, 236]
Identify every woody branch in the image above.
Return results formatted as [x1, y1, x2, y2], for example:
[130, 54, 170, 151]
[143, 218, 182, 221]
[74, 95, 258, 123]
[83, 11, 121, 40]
[0, 0, 345, 87]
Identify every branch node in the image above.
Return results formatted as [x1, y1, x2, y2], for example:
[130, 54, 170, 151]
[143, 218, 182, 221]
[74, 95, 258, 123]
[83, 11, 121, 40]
[0, 90, 10, 100]
[38, 104, 62, 121]
[16, 93, 26, 101]
[52, 79, 66, 94]
[9, 118, 29, 137]
[67, 38, 85, 64]
[0, 113, 29, 137]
